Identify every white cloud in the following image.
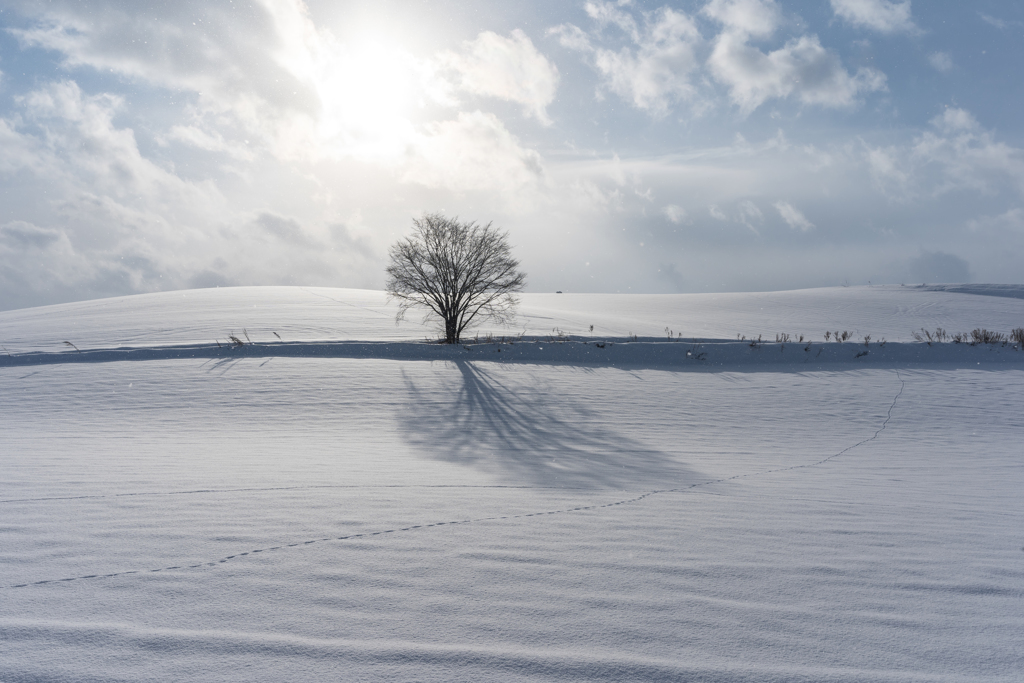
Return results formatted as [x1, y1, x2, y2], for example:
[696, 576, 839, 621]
[979, 13, 1007, 30]
[866, 108, 1024, 199]
[829, 0, 916, 34]
[932, 107, 977, 133]
[977, 13, 1024, 30]
[8, 0, 320, 151]
[701, 0, 781, 38]
[437, 30, 559, 125]
[551, 23, 593, 52]
[0, 221, 64, 249]
[736, 199, 764, 233]
[0, 77, 384, 307]
[16, 81, 220, 209]
[584, 0, 641, 41]
[774, 200, 815, 231]
[0, 219, 91, 303]
[6, 0, 551, 197]
[401, 111, 544, 195]
[709, 205, 728, 221]
[551, 6, 702, 117]
[662, 204, 688, 223]
[166, 125, 256, 161]
[967, 208, 1024, 233]
[562, 0, 886, 116]
[865, 145, 908, 192]
[927, 52, 953, 73]
[707, 32, 886, 113]
[912, 109, 1024, 196]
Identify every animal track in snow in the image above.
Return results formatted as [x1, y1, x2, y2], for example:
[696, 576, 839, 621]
[6, 371, 904, 589]
[0, 484, 589, 505]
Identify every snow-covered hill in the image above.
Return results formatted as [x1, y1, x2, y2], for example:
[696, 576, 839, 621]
[2, 283, 1023, 352]
[2, 286, 1022, 682]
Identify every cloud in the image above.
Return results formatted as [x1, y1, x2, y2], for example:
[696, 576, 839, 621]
[864, 108, 1024, 208]
[912, 109, 1024, 196]
[707, 32, 886, 114]
[774, 201, 815, 231]
[584, 0, 641, 40]
[865, 145, 909, 192]
[927, 52, 953, 73]
[556, 0, 887, 118]
[701, 0, 781, 38]
[7, 0, 321, 154]
[254, 211, 315, 246]
[7, 1, 552, 194]
[437, 30, 559, 125]
[736, 199, 764, 233]
[709, 205, 728, 221]
[978, 13, 1024, 30]
[401, 111, 544, 194]
[551, 5, 702, 117]
[0, 219, 91, 308]
[165, 125, 256, 161]
[662, 204, 688, 223]
[0, 77, 383, 307]
[0, 221, 64, 249]
[907, 251, 970, 284]
[829, 0, 916, 34]
[657, 262, 687, 291]
[966, 208, 1024, 234]
[550, 23, 593, 52]
[13, 81, 221, 213]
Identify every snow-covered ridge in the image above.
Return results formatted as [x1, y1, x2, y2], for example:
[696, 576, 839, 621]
[1, 284, 1022, 354]
[913, 283, 1024, 299]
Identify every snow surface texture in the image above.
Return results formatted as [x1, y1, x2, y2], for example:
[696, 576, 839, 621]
[2, 286, 1023, 682]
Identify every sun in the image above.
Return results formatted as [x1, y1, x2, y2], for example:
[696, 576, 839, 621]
[312, 37, 423, 161]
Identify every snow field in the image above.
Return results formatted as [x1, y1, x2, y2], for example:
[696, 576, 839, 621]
[2, 350, 1023, 681]
[2, 286, 1023, 681]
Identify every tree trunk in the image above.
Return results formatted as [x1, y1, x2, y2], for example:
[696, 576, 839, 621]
[445, 315, 459, 344]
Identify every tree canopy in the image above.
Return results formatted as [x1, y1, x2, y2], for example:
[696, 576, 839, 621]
[385, 213, 526, 344]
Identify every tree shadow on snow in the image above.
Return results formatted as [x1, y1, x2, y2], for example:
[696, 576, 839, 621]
[399, 360, 699, 489]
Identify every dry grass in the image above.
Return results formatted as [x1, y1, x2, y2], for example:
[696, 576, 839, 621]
[971, 329, 1006, 344]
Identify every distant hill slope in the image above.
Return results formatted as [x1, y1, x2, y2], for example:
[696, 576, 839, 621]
[913, 283, 1024, 300]
[0, 285, 1021, 353]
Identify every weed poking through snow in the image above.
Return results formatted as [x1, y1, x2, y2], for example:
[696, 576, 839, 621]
[1011, 328, 1024, 347]
[971, 329, 1006, 344]
[912, 328, 948, 344]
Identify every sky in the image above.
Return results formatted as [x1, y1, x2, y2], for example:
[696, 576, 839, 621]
[0, 0, 1022, 310]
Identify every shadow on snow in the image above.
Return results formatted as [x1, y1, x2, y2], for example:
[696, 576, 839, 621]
[399, 360, 700, 490]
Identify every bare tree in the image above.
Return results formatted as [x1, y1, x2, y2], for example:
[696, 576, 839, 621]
[386, 213, 526, 344]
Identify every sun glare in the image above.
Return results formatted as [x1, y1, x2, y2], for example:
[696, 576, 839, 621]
[313, 38, 421, 161]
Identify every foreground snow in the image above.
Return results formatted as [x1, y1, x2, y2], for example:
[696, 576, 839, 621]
[2, 286, 1023, 681]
